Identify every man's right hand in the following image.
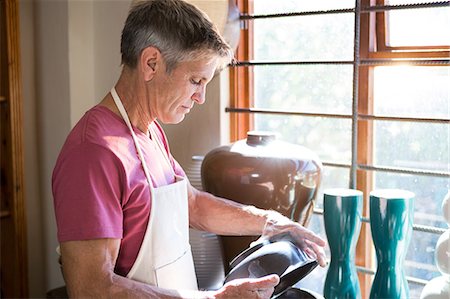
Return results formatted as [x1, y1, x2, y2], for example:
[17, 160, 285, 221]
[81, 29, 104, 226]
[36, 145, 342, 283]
[61, 238, 280, 299]
[209, 274, 280, 299]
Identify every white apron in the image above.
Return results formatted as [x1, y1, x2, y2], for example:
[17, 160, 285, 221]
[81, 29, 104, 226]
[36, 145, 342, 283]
[111, 87, 198, 290]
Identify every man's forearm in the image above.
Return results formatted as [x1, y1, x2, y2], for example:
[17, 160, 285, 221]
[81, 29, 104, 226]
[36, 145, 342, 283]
[109, 274, 214, 299]
[66, 269, 213, 299]
[188, 188, 280, 236]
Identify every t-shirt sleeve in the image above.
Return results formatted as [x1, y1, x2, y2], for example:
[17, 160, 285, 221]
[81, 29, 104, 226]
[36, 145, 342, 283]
[52, 142, 124, 242]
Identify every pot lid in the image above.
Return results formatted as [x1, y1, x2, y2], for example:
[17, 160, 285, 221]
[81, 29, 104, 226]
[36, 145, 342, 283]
[246, 131, 277, 146]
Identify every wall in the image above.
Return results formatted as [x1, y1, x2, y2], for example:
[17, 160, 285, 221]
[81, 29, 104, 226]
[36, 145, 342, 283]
[162, 70, 230, 168]
[92, 0, 130, 101]
[33, 0, 72, 294]
[19, 0, 45, 296]
[68, 0, 95, 127]
[20, 0, 229, 296]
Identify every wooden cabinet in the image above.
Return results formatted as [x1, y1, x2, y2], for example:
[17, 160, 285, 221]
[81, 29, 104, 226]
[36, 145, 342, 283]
[0, 0, 28, 297]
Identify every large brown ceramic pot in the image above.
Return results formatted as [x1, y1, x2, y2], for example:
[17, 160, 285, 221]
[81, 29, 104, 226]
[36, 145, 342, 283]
[201, 131, 322, 271]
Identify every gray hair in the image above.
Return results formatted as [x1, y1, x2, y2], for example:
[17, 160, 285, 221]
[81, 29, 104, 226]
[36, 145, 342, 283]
[121, 0, 234, 73]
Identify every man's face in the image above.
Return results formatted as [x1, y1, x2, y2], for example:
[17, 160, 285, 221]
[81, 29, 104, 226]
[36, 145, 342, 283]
[148, 56, 219, 124]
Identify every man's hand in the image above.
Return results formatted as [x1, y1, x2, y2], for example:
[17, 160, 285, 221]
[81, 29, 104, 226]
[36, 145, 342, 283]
[209, 274, 280, 299]
[260, 211, 327, 267]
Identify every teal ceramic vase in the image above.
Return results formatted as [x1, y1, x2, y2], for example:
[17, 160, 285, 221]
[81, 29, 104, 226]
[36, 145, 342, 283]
[369, 189, 415, 299]
[323, 188, 363, 299]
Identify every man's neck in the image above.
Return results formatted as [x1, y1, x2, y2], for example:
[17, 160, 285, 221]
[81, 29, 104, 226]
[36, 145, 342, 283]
[99, 69, 154, 135]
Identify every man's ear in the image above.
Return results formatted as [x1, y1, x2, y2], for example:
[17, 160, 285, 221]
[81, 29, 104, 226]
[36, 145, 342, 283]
[140, 47, 160, 81]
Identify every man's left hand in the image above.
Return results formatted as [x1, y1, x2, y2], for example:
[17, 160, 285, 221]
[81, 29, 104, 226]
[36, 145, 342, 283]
[259, 211, 327, 267]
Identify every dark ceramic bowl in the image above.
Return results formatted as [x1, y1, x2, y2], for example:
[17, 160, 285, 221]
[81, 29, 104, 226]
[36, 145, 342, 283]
[223, 239, 318, 299]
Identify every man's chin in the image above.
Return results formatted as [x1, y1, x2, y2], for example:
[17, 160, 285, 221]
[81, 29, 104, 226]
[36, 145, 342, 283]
[161, 114, 186, 125]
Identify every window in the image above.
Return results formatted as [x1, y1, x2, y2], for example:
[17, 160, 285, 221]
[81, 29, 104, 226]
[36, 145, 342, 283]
[228, 0, 450, 297]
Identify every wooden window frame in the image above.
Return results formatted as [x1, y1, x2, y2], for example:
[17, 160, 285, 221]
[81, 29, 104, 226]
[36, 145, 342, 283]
[374, 0, 450, 58]
[229, 1, 377, 296]
[356, 3, 375, 297]
[229, 0, 253, 141]
[229, 0, 449, 297]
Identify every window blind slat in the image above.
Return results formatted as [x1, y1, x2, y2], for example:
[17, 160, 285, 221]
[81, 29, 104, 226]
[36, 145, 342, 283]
[239, 1, 450, 20]
[313, 208, 448, 234]
[225, 107, 450, 124]
[232, 59, 450, 66]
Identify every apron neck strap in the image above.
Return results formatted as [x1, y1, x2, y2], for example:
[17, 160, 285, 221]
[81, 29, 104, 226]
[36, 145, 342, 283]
[110, 87, 176, 178]
[110, 87, 155, 189]
[148, 125, 176, 176]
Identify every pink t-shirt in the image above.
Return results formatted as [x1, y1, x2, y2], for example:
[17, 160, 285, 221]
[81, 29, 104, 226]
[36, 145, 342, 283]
[52, 105, 186, 276]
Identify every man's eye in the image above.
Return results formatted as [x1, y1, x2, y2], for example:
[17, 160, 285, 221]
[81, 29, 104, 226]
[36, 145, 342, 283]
[191, 79, 201, 85]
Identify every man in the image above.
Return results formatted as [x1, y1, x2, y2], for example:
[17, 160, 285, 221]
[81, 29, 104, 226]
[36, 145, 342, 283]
[52, 1, 326, 298]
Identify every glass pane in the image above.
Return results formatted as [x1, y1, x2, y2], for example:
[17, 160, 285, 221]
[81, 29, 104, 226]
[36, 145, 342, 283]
[405, 230, 441, 297]
[405, 230, 441, 277]
[374, 66, 450, 119]
[375, 173, 449, 228]
[409, 280, 427, 299]
[254, 114, 352, 164]
[253, 14, 354, 61]
[254, 0, 355, 15]
[316, 166, 350, 208]
[254, 65, 353, 114]
[374, 121, 449, 173]
[385, 5, 450, 47]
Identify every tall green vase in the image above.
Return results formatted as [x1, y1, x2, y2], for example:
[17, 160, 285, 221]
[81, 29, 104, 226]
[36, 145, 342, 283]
[369, 189, 415, 299]
[323, 188, 363, 299]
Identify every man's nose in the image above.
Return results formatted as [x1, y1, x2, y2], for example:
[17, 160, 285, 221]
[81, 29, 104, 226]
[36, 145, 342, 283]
[191, 86, 206, 105]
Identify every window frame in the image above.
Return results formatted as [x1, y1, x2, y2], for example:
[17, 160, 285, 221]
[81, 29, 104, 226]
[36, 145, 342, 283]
[374, 0, 450, 56]
[229, 0, 450, 297]
[229, 0, 253, 141]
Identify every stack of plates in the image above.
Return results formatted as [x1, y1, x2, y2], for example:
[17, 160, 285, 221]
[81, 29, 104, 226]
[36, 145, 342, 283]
[184, 156, 204, 190]
[189, 228, 226, 290]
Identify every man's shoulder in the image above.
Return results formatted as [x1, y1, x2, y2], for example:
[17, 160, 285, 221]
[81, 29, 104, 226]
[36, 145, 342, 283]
[58, 106, 135, 163]
[69, 105, 130, 146]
